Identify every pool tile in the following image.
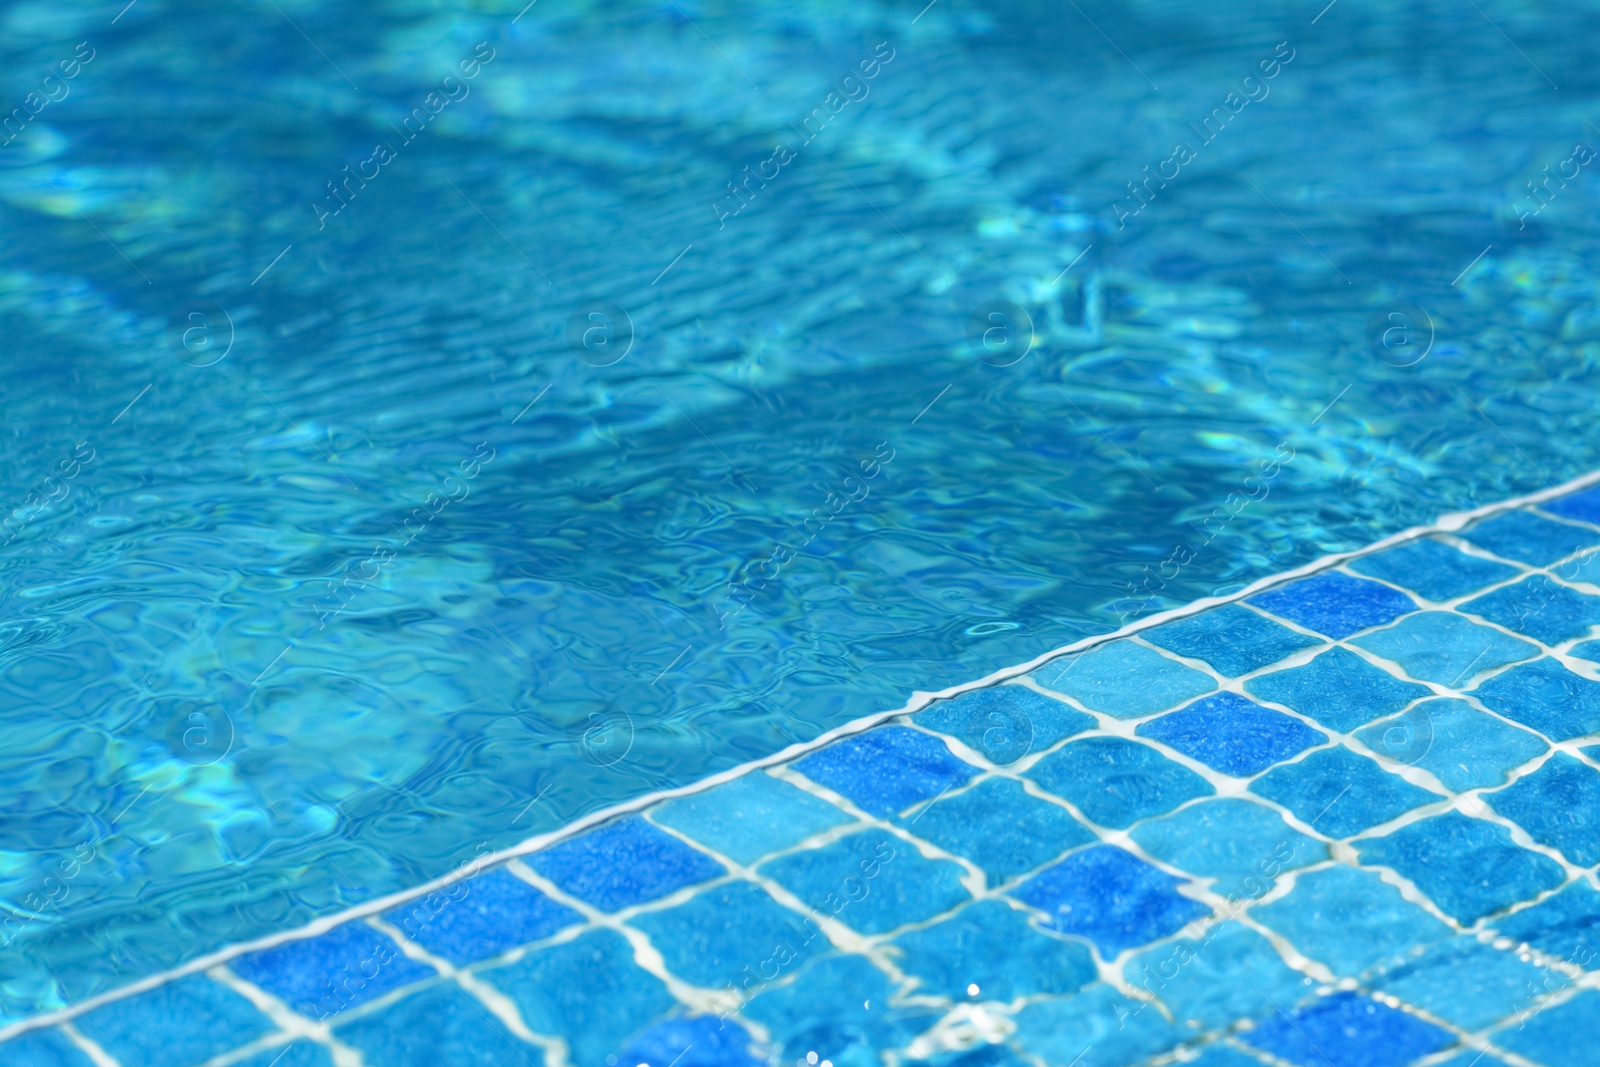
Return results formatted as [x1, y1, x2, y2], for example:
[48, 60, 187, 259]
[1247, 571, 1418, 639]
[233, 1042, 334, 1067]
[1355, 698, 1547, 791]
[914, 684, 1094, 764]
[231, 922, 435, 1020]
[893, 777, 1095, 886]
[1492, 988, 1600, 1067]
[1182, 1049, 1269, 1067]
[1431, 1054, 1511, 1067]
[1126, 921, 1315, 1030]
[1244, 646, 1430, 732]
[1030, 640, 1215, 718]
[1135, 692, 1326, 777]
[1252, 866, 1453, 978]
[1461, 510, 1600, 566]
[486, 928, 675, 1067]
[526, 816, 726, 912]
[740, 953, 937, 1065]
[757, 829, 968, 935]
[1248, 746, 1442, 837]
[1025, 736, 1213, 829]
[1471, 657, 1600, 741]
[1370, 935, 1563, 1030]
[1543, 485, 1600, 524]
[1486, 753, 1600, 865]
[1351, 538, 1521, 602]
[1008, 845, 1209, 957]
[1, 1029, 95, 1067]
[335, 982, 544, 1067]
[651, 772, 854, 866]
[1559, 550, 1600, 587]
[616, 1016, 766, 1067]
[1462, 575, 1600, 644]
[1350, 611, 1537, 685]
[1491, 880, 1600, 968]
[1128, 799, 1325, 899]
[630, 881, 823, 991]
[792, 727, 978, 818]
[1356, 812, 1566, 923]
[1010, 983, 1179, 1067]
[1574, 638, 1600, 663]
[385, 868, 581, 965]
[1142, 604, 1323, 677]
[75, 974, 271, 1067]
[889, 899, 1097, 1001]
[1242, 992, 1454, 1067]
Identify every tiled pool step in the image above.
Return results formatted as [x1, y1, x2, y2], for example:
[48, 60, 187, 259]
[9, 473, 1600, 1067]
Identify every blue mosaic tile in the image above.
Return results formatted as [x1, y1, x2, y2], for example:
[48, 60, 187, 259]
[1560, 549, 1600, 586]
[1356, 812, 1566, 923]
[1010, 983, 1179, 1067]
[1252, 866, 1453, 978]
[1025, 736, 1213, 829]
[1486, 753, 1600, 866]
[889, 899, 1097, 1001]
[1009, 845, 1209, 957]
[1542, 485, 1600, 526]
[1244, 646, 1430, 733]
[1461, 575, 1600, 644]
[630, 881, 824, 991]
[1128, 799, 1325, 899]
[1351, 611, 1538, 686]
[1431, 1054, 1512, 1067]
[651, 772, 853, 867]
[792, 727, 978, 818]
[757, 829, 968, 936]
[487, 928, 676, 1067]
[233, 1042, 334, 1067]
[1492, 989, 1600, 1067]
[1355, 698, 1548, 791]
[386, 868, 581, 965]
[1030, 640, 1215, 718]
[1135, 692, 1326, 777]
[1351, 538, 1521, 602]
[1461, 510, 1600, 566]
[526, 815, 725, 912]
[1371, 935, 1563, 1031]
[1142, 604, 1323, 677]
[1249, 746, 1442, 838]
[1125, 921, 1315, 1030]
[617, 1016, 766, 1067]
[913, 684, 1094, 764]
[1181, 1049, 1269, 1067]
[1574, 638, 1600, 664]
[76, 974, 271, 1067]
[335, 982, 544, 1067]
[0, 1029, 94, 1067]
[894, 777, 1094, 886]
[1247, 571, 1418, 639]
[231, 922, 435, 1020]
[1491, 880, 1600, 968]
[1243, 992, 1454, 1067]
[740, 953, 939, 1066]
[1472, 657, 1600, 741]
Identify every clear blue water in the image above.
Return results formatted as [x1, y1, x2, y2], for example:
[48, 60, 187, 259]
[2, 0, 1599, 1024]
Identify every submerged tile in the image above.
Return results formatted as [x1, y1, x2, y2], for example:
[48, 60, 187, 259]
[1351, 611, 1537, 686]
[889, 899, 1097, 1001]
[1008, 845, 1209, 957]
[385, 868, 581, 965]
[1247, 571, 1417, 639]
[1252, 866, 1453, 978]
[1471, 658, 1600, 741]
[1030, 640, 1215, 718]
[1574, 638, 1600, 664]
[630, 881, 822, 991]
[1492, 989, 1600, 1067]
[1491, 880, 1600, 968]
[616, 1016, 766, 1067]
[651, 772, 854, 866]
[1243, 992, 1453, 1067]
[1355, 698, 1547, 792]
[1248, 746, 1442, 838]
[1025, 736, 1213, 829]
[1350, 539, 1521, 602]
[335, 982, 544, 1067]
[914, 684, 1093, 764]
[233, 1042, 333, 1067]
[1244, 646, 1430, 733]
[1542, 485, 1600, 527]
[1461, 511, 1600, 566]
[1129, 798, 1325, 899]
[1462, 575, 1600, 645]
[526, 816, 725, 912]
[76, 974, 271, 1067]
[1125, 921, 1315, 1030]
[231, 923, 435, 1020]
[792, 727, 977, 817]
[895, 777, 1094, 886]
[1142, 605, 1322, 677]
[1, 1029, 95, 1067]
[1356, 812, 1566, 923]
[1370, 935, 1562, 1031]
[1486, 753, 1600, 866]
[757, 829, 968, 936]
[1011, 983, 1179, 1067]
[1135, 692, 1325, 777]
[740, 953, 935, 1065]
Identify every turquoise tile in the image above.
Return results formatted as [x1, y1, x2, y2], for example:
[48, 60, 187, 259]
[1031, 640, 1215, 718]
[1245, 646, 1430, 733]
[757, 829, 968, 936]
[1574, 639, 1600, 664]
[1461, 511, 1600, 566]
[1180, 1048, 1269, 1067]
[1355, 698, 1547, 791]
[1025, 736, 1213, 829]
[793, 727, 978, 818]
[1011, 984, 1179, 1067]
[1371, 935, 1564, 1030]
[1252, 866, 1453, 978]
[1126, 921, 1315, 1031]
[651, 772, 854, 866]
[1142, 605, 1323, 677]
[617, 1017, 765, 1067]
[77, 974, 272, 1067]
[1129, 798, 1326, 899]
[1249, 746, 1443, 838]
[1493, 989, 1600, 1067]
[889, 899, 1097, 1001]
[233, 1042, 334, 1067]
[1351, 611, 1538, 686]
[1135, 692, 1325, 777]
[1462, 576, 1600, 645]
[1008, 845, 1210, 956]
[1556, 549, 1600, 587]
[336, 983, 545, 1067]
[0, 1029, 94, 1067]
[630, 881, 822, 991]
[894, 777, 1094, 886]
[739, 954, 937, 1065]
[1486, 753, 1600, 865]
[1491, 880, 1600, 969]
[914, 684, 1094, 764]
[1356, 812, 1566, 923]
[1431, 1054, 1512, 1067]
[1472, 658, 1600, 741]
[1351, 538, 1520, 602]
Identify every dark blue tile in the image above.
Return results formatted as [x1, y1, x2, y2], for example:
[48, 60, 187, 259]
[1025, 736, 1213, 829]
[1244, 646, 1430, 733]
[487, 928, 676, 1067]
[1472, 658, 1600, 741]
[0, 1029, 94, 1067]
[232, 923, 434, 1021]
[386, 869, 581, 965]
[1011, 983, 1180, 1067]
[234, 1043, 334, 1067]
[1126, 921, 1316, 1030]
[1129, 799, 1325, 900]
[527, 816, 725, 912]
[336, 982, 544, 1067]
[653, 772, 853, 867]
[1351, 611, 1537, 686]
[757, 829, 968, 936]
[1142, 605, 1323, 677]
[792, 727, 978, 818]
[1356, 812, 1566, 923]
[1487, 753, 1600, 866]
[1542, 485, 1600, 526]
[1493, 880, 1600, 969]
[630, 881, 822, 991]
[1462, 576, 1600, 644]
[890, 899, 1097, 1001]
[1249, 746, 1442, 838]
[1243, 993, 1453, 1067]
[1248, 571, 1418, 639]
[740, 953, 938, 1065]
[1461, 511, 1600, 566]
[617, 1016, 765, 1067]
[1371, 935, 1563, 1031]
[77, 974, 271, 1067]
[914, 684, 1093, 765]
[1351, 538, 1521, 602]
[1252, 867, 1453, 978]
[894, 777, 1094, 886]
[1136, 692, 1325, 777]
[1494, 989, 1600, 1067]
[1009, 845, 1210, 957]
[1031, 640, 1216, 718]
[1355, 698, 1547, 792]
